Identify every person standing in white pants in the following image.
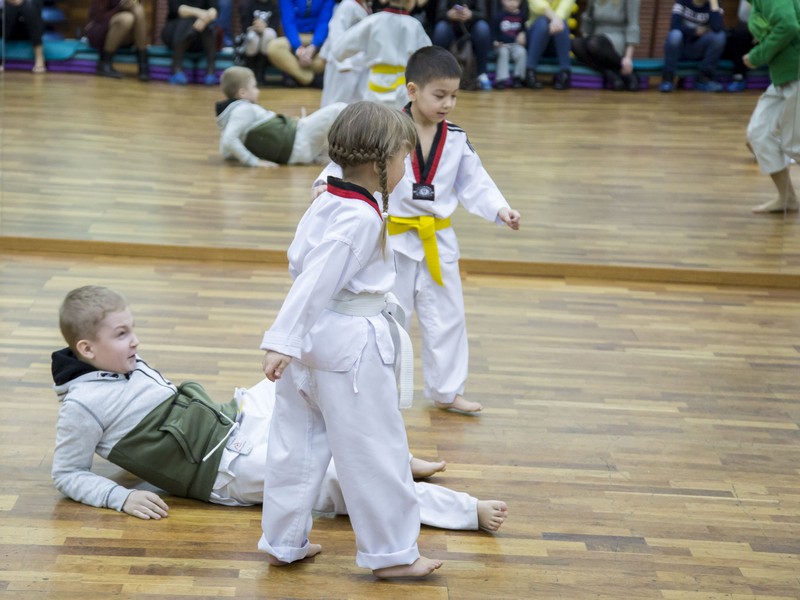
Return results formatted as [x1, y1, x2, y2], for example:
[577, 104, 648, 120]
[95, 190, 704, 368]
[743, 0, 800, 214]
[259, 102, 443, 578]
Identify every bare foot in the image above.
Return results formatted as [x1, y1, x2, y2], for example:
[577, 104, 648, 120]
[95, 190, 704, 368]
[266, 543, 322, 566]
[410, 457, 447, 479]
[373, 556, 443, 578]
[477, 500, 508, 532]
[32, 64, 47, 74]
[435, 395, 483, 413]
[752, 197, 800, 213]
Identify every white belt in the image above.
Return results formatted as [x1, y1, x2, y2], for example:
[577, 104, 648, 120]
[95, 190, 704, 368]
[326, 291, 414, 409]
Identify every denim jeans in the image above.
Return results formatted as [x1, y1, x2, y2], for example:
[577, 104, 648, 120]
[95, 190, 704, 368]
[662, 28, 727, 77]
[526, 16, 571, 71]
[432, 18, 492, 75]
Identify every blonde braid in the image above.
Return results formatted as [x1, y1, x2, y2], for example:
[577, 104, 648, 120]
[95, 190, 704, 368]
[377, 153, 389, 253]
[326, 102, 418, 252]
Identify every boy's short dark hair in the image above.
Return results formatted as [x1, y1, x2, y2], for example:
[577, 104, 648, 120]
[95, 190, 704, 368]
[406, 46, 462, 89]
[59, 286, 128, 351]
[220, 66, 255, 100]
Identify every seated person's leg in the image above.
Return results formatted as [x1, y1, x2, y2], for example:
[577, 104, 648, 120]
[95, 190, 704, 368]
[431, 19, 455, 48]
[525, 16, 551, 88]
[200, 27, 218, 83]
[697, 30, 726, 79]
[552, 26, 572, 89]
[660, 29, 683, 91]
[469, 19, 492, 78]
[266, 36, 315, 86]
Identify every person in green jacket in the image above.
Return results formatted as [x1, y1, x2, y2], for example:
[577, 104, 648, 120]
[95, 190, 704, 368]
[744, 0, 800, 213]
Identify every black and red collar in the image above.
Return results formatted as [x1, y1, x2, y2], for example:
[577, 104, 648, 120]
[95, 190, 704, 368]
[403, 103, 447, 186]
[327, 177, 382, 218]
[382, 6, 409, 14]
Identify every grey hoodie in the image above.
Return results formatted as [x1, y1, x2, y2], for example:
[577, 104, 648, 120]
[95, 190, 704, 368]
[51, 349, 177, 511]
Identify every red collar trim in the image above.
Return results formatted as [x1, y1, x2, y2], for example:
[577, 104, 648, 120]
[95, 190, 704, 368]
[404, 112, 447, 185]
[383, 6, 410, 14]
[327, 177, 382, 219]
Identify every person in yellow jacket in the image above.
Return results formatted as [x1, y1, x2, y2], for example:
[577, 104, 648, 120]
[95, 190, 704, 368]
[525, 0, 576, 89]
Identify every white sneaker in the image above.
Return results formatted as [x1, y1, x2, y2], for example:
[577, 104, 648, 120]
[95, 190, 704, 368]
[477, 73, 491, 90]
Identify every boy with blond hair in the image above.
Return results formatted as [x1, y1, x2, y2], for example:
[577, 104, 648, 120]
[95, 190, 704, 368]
[51, 285, 508, 530]
[216, 66, 346, 167]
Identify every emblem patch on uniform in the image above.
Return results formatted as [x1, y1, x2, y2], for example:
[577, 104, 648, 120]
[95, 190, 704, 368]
[413, 183, 435, 201]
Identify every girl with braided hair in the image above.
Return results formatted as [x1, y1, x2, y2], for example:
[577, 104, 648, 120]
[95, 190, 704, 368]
[258, 102, 443, 578]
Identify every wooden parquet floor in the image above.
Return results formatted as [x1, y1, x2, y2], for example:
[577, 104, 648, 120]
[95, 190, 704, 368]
[1, 68, 800, 598]
[1, 251, 799, 599]
[1, 72, 799, 286]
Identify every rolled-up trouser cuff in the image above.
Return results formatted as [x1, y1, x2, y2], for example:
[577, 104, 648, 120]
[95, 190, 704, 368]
[257, 534, 314, 564]
[356, 544, 420, 570]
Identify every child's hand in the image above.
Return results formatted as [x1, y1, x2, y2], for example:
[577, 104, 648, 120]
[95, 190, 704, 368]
[258, 160, 279, 168]
[516, 31, 526, 46]
[498, 207, 521, 230]
[122, 490, 169, 520]
[743, 53, 754, 69]
[263, 351, 292, 381]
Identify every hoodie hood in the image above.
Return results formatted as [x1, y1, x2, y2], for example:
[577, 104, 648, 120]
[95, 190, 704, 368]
[215, 98, 243, 129]
[51, 347, 128, 401]
[52, 348, 97, 386]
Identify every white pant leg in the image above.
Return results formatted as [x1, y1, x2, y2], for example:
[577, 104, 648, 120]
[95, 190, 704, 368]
[288, 102, 347, 164]
[495, 44, 511, 81]
[393, 252, 469, 403]
[747, 82, 797, 175]
[391, 251, 420, 328]
[314, 336, 421, 570]
[210, 379, 275, 506]
[510, 43, 527, 79]
[779, 81, 800, 161]
[258, 363, 332, 563]
[313, 459, 478, 530]
[416, 256, 468, 404]
[417, 481, 478, 530]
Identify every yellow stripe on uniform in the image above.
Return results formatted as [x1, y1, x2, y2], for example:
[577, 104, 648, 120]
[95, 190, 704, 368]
[387, 215, 452, 286]
[368, 64, 406, 93]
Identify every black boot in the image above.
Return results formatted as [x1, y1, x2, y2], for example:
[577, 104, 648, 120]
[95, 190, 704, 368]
[137, 49, 150, 82]
[603, 69, 625, 91]
[525, 69, 542, 90]
[622, 72, 640, 92]
[553, 69, 571, 90]
[97, 52, 122, 79]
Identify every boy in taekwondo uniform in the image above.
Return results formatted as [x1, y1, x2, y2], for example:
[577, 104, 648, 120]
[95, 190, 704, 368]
[317, 46, 521, 414]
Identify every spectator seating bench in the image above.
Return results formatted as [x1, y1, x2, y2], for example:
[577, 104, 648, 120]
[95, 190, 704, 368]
[0, 38, 242, 82]
[2, 38, 771, 90]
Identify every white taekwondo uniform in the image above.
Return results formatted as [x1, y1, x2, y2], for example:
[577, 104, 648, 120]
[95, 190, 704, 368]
[258, 177, 422, 570]
[331, 8, 431, 108]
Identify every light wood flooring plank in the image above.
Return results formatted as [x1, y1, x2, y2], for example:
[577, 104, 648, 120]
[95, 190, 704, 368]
[1, 251, 799, 598]
[1, 72, 799, 281]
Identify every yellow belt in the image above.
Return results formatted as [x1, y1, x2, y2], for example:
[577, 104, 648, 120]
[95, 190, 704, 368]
[368, 64, 406, 93]
[387, 215, 451, 286]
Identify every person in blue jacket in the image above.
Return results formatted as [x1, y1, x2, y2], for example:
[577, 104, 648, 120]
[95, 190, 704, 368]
[265, 0, 334, 86]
